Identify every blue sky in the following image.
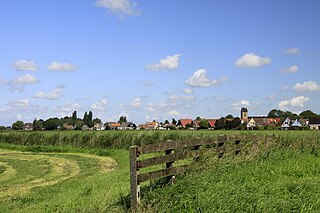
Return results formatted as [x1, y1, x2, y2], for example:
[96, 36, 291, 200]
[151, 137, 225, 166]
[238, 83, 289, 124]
[0, 0, 319, 126]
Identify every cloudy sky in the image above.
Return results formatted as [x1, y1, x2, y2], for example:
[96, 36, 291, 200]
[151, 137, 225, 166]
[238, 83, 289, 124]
[1, 0, 320, 125]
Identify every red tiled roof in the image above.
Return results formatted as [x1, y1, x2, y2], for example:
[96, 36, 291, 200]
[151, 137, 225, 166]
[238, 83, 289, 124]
[110, 123, 121, 127]
[179, 119, 193, 127]
[207, 119, 217, 127]
[267, 118, 280, 124]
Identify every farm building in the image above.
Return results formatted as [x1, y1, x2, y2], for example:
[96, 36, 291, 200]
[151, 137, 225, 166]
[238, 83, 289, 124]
[281, 117, 291, 130]
[309, 118, 320, 130]
[291, 119, 302, 130]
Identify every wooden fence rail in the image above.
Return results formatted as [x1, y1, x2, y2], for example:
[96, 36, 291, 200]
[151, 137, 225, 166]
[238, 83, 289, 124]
[130, 134, 275, 208]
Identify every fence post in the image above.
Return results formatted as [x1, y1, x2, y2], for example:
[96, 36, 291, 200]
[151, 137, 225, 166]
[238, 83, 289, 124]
[217, 135, 226, 158]
[130, 146, 140, 208]
[165, 140, 175, 184]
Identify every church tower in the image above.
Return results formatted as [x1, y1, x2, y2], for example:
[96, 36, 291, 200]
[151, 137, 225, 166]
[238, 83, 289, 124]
[241, 108, 248, 121]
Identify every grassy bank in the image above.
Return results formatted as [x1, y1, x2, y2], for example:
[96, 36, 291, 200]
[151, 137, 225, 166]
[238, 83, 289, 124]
[0, 131, 319, 212]
[0, 130, 318, 149]
[135, 131, 320, 212]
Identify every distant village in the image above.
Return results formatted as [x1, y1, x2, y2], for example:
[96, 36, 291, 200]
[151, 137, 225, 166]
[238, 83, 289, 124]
[2, 108, 320, 131]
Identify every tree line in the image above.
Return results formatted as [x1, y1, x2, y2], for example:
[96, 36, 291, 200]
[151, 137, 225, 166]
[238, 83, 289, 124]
[4, 109, 320, 131]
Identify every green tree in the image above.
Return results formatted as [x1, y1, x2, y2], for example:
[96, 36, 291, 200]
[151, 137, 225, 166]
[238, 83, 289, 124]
[267, 109, 283, 118]
[83, 112, 88, 126]
[0, 126, 7, 131]
[93, 118, 102, 125]
[118, 116, 127, 124]
[164, 120, 169, 125]
[196, 116, 201, 120]
[300, 110, 319, 119]
[33, 119, 43, 131]
[12, 121, 24, 130]
[88, 111, 93, 127]
[215, 117, 226, 130]
[226, 114, 234, 119]
[172, 118, 177, 125]
[225, 117, 241, 130]
[75, 120, 84, 130]
[72, 111, 77, 120]
[185, 123, 193, 129]
[199, 119, 210, 129]
[43, 118, 61, 130]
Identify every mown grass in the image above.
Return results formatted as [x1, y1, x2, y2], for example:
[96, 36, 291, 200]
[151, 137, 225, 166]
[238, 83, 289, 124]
[0, 145, 129, 213]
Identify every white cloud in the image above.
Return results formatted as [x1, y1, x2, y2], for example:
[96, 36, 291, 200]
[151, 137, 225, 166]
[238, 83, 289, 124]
[284, 48, 300, 55]
[278, 96, 309, 111]
[146, 54, 182, 71]
[91, 99, 108, 111]
[167, 110, 180, 116]
[8, 98, 31, 107]
[232, 100, 260, 111]
[56, 102, 81, 114]
[145, 101, 167, 112]
[235, 53, 271, 68]
[130, 97, 142, 108]
[48, 61, 77, 71]
[183, 88, 193, 94]
[169, 95, 195, 102]
[12, 74, 40, 84]
[280, 65, 299, 73]
[185, 69, 218, 87]
[12, 60, 38, 71]
[293, 81, 320, 92]
[34, 85, 65, 100]
[232, 100, 250, 109]
[96, 0, 140, 17]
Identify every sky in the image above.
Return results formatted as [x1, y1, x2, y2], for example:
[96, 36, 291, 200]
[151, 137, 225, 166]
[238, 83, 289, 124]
[0, 0, 320, 126]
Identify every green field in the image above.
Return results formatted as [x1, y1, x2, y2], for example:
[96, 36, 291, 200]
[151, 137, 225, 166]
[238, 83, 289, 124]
[0, 130, 319, 212]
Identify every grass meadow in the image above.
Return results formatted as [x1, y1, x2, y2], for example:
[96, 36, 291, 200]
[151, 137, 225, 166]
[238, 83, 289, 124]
[0, 130, 319, 212]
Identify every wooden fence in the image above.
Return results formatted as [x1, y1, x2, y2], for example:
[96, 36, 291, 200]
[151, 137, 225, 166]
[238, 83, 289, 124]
[129, 134, 256, 208]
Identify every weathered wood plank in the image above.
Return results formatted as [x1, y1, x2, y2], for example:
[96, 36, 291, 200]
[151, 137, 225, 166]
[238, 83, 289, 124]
[138, 135, 227, 154]
[130, 146, 140, 208]
[138, 165, 189, 183]
[138, 149, 202, 168]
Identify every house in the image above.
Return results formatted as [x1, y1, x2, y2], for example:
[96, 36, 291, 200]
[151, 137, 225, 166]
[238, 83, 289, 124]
[246, 118, 256, 130]
[62, 124, 75, 130]
[110, 123, 121, 130]
[309, 118, 320, 130]
[248, 117, 268, 126]
[93, 123, 104, 130]
[145, 122, 159, 130]
[193, 120, 201, 129]
[126, 123, 137, 130]
[24, 123, 33, 131]
[281, 117, 291, 130]
[291, 119, 302, 130]
[266, 118, 281, 126]
[207, 119, 217, 129]
[298, 118, 309, 126]
[178, 119, 193, 128]
[137, 124, 146, 130]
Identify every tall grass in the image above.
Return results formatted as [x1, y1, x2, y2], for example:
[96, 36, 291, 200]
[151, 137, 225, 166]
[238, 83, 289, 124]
[135, 131, 320, 212]
[1, 130, 318, 149]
